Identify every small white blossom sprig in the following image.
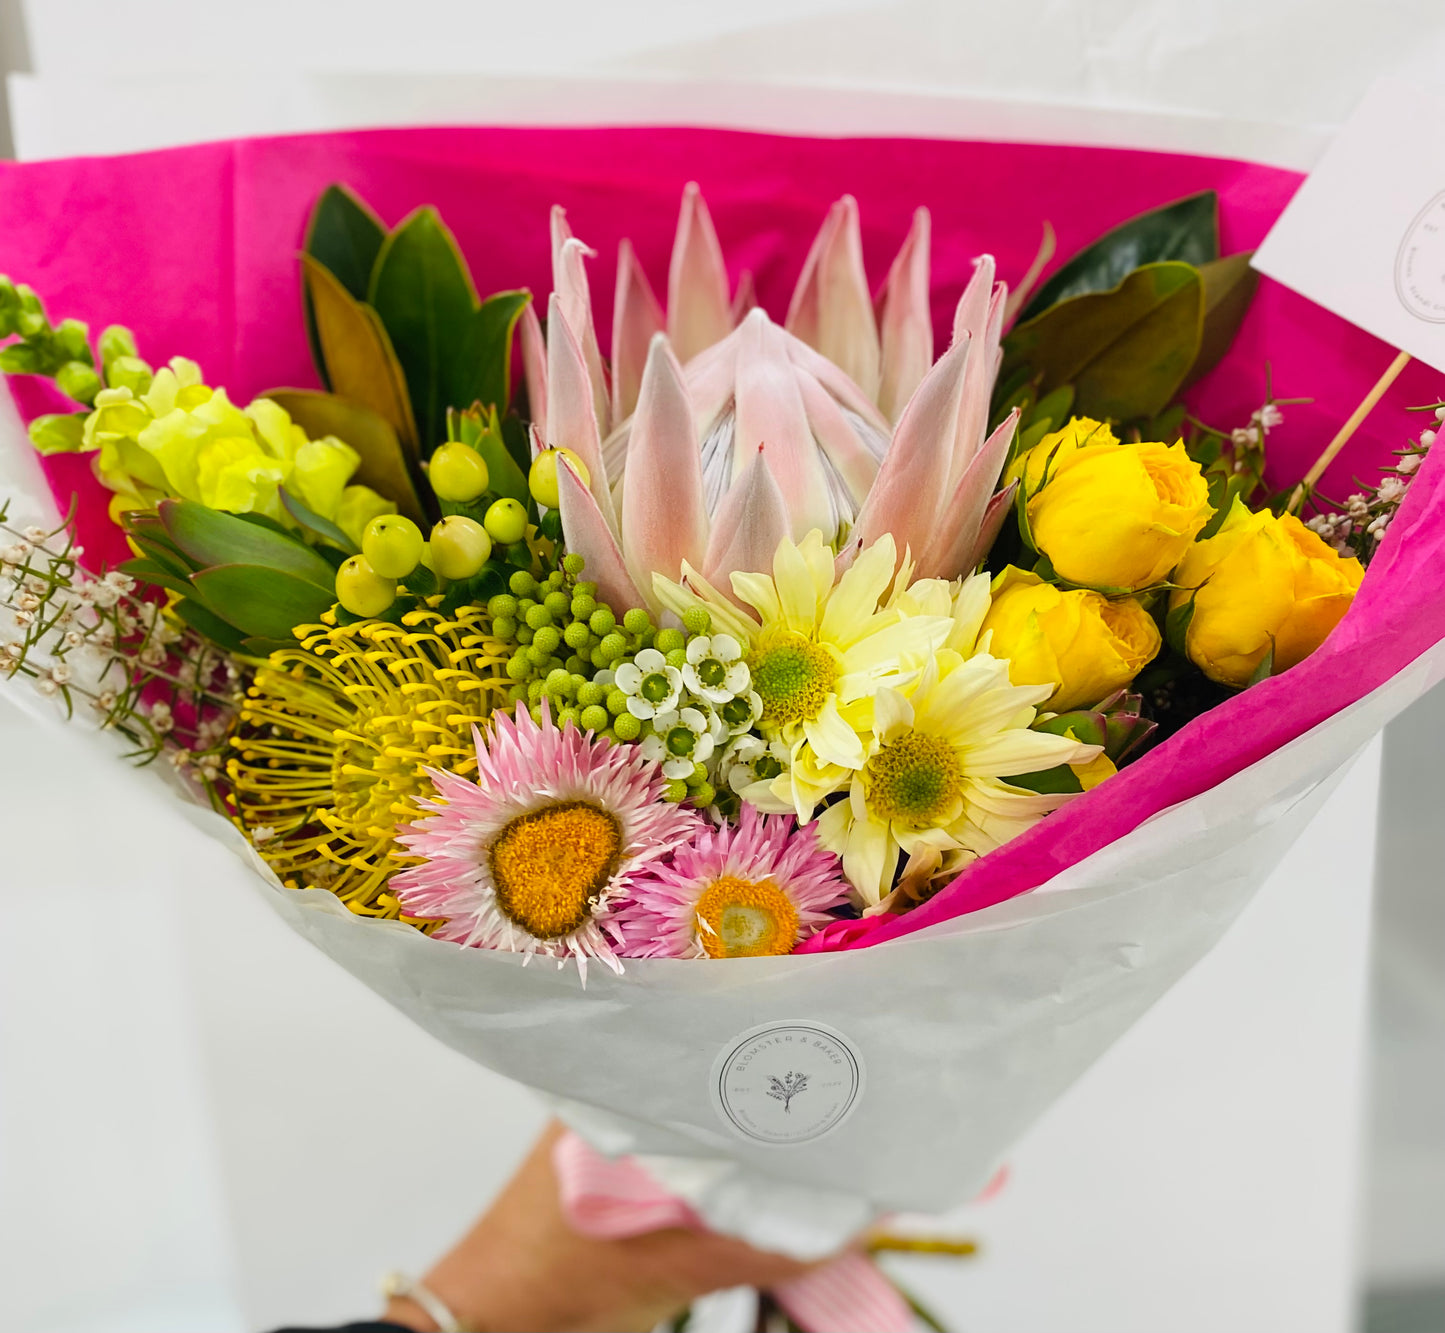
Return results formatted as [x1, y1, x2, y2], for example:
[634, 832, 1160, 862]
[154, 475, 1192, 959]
[0, 499, 245, 797]
[1305, 401, 1442, 565]
[1187, 372, 1311, 506]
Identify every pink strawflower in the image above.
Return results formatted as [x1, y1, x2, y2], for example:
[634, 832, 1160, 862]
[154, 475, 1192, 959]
[617, 804, 851, 959]
[393, 704, 700, 976]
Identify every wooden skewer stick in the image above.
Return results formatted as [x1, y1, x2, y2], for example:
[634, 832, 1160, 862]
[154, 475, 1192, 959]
[1287, 349, 1412, 513]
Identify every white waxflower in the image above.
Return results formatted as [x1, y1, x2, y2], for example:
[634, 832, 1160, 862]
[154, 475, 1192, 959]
[681, 633, 750, 704]
[1421, 429, 1438, 446]
[1377, 476, 1407, 504]
[614, 648, 682, 720]
[717, 734, 792, 802]
[1399, 452, 1424, 475]
[641, 705, 718, 779]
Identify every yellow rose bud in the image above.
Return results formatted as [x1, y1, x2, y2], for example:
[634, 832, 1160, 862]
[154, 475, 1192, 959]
[1021, 422, 1213, 591]
[981, 566, 1162, 711]
[1006, 415, 1119, 488]
[1169, 498, 1364, 688]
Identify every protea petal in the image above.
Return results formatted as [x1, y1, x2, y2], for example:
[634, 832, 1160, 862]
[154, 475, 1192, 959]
[851, 332, 972, 561]
[667, 182, 733, 364]
[621, 334, 708, 592]
[611, 238, 666, 423]
[783, 335, 891, 434]
[733, 310, 834, 540]
[795, 368, 880, 510]
[785, 195, 881, 400]
[546, 292, 615, 527]
[948, 256, 1006, 491]
[553, 228, 611, 436]
[730, 269, 758, 324]
[876, 207, 933, 425]
[557, 455, 646, 613]
[959, 480, 1018, 576]
[519, 300, 548, 441]
[917, 411, 1018, 579]
[701, 445, 791, 591]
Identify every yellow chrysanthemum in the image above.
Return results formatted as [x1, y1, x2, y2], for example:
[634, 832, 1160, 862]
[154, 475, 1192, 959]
[226, 603, 511, 920]
[813, 645, 1100, 908]
[655, 530, 955, 819]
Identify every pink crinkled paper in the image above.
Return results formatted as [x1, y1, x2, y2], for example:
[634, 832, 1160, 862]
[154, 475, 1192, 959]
[1, 125, 1440, 950]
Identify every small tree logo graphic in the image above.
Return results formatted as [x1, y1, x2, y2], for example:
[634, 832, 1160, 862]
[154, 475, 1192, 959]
[767, 1071, 809, 1113]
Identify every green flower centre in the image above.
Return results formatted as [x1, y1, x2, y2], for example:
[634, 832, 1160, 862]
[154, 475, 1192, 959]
[866, 732, 964, 825]
[697, 658, 727, 689]
[748, 632, 838, 728]
[639, 671, 673, 704]
[665, 725, 697, 757]
[720, 696, 754, 728]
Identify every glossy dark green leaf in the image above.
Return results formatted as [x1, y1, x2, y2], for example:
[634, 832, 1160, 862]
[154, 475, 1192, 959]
[159, 499, 335, 591]
[1182, 251, 1261, 391]
[278, 485, 359, 554]
[1004, 263, 1204, 422]
[189, 563, 335, 640]
[302, 185, 387, 391]
[1018, 192, 1218, 323]
[240, 636, 298, 658]
[1165, 588, 1199, 657]
[116, 557, 193, 598]
[170, 596, 251, 655]
[368, 207, 531, 454]
[1033, 711, 1109, 747]
[1007, 764, 1084, 795]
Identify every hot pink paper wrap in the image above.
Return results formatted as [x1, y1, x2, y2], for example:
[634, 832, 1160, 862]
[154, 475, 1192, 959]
[1, 126, 1440, 950]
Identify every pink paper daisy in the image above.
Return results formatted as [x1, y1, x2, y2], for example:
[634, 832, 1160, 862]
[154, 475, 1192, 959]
[617, 805, 852, 959]
[392, 704, 701, 975]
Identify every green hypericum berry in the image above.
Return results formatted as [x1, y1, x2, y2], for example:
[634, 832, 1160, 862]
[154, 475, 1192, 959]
[509, 570, 538, 597]
[563, 620, 591, 650]
[543, 590, 570, 617]
[588, 607, 616, 635]
[488, 594, 519, 619]
[655, 627, 685, 654]
[664, 647, 687, 669]
[505, 655, 530, 681]
[570, 593, 597, 620]
[334, 555, 396, 618]
[524, 604, 553, 630]
[579, 704, 609, 732]
[613, 713, 643, 742]
[492, 616, 518, 640]
[562, 552, 586, 577]
[662, 778, 689, 803]
[598, 632, 627, 662]
[622, 607, 651, 635]
[691, 782, 717, 807]
[681, 607, 712, 636]
[576, 681, 605, 708]
[532, 625, 562, 655]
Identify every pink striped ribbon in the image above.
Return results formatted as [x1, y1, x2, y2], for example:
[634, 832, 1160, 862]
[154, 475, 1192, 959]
[553, 1131, 911, 1332]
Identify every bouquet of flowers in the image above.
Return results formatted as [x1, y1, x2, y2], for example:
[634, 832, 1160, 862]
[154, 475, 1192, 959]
[3, 126, 1444, 1320]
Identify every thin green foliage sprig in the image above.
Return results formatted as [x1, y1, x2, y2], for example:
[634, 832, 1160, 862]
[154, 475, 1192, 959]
[1304, 400, 1443, 566]
[0, 498, 247, 803]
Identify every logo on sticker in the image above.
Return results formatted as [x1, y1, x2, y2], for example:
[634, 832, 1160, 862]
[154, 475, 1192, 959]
[712, 1021, 863, 1145]
[1395, 190, 1445, 323]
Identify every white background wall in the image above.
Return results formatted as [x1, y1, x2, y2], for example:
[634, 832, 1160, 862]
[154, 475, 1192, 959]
[2, 3, 1444, 1332]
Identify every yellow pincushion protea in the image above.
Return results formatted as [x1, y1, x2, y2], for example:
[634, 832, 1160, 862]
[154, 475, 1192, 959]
[226, 603, 512, 919]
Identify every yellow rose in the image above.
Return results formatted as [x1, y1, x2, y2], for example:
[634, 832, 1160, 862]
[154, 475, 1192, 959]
[1169, 498, 1364, 688]
[981, 566, 1162, 711]
[1006, 415, 1119, 489]
[1021, 421, 1213, 591]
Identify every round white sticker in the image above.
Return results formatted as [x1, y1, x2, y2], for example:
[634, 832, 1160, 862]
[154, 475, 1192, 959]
[1395, 190, 1445, 324]
[711, 1020, 864, 1146]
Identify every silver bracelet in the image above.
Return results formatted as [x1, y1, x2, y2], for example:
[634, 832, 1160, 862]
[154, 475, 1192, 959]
[379, 1269, 465, 1333]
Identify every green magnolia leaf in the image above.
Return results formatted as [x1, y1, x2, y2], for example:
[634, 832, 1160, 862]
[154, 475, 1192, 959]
[264, 388, 427, 525]
[1004, 262, 1204, 422]
[301, 255, 419, 451]
[189, 563, 335, 641]
[1182, 251, 1261, 391]
[1007, 764, 1084, 795]
[279, 485, 359, 554]
[302, 185, 387, 391]
[1023, 384, 1075, 433]
[170, 596, 251, 655]
[368, 207, 531, 453]
[1018, 192, 1218, 323]
[159, 499, 336, 591]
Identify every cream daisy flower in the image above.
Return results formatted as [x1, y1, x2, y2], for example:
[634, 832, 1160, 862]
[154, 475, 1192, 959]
[655, 530, 954, 819]
[814, 649, 1100, 907]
